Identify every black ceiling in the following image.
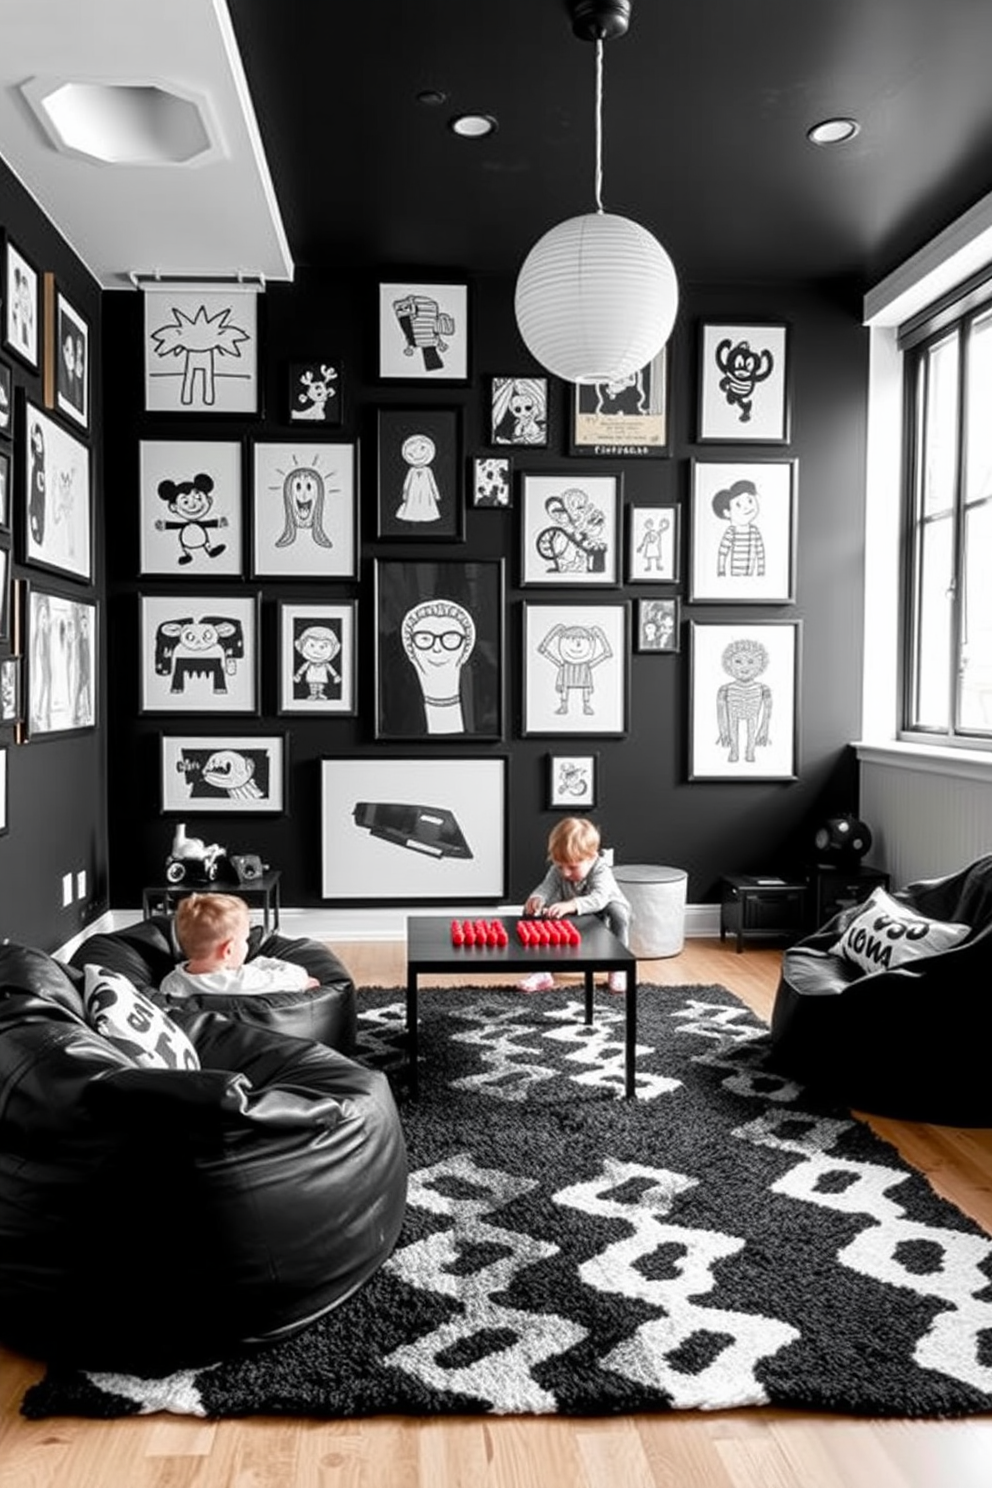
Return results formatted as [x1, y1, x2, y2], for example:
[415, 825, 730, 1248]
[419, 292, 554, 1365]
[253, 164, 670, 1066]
[228, 0, 992, 294]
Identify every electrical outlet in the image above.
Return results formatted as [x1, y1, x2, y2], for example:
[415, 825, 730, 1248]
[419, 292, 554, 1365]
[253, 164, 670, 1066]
[61, 872, 73, 908]
[76, 869, 87, 901]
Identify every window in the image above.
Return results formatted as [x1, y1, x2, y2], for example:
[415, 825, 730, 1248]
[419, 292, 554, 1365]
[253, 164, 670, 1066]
[904, 297, 992, 743]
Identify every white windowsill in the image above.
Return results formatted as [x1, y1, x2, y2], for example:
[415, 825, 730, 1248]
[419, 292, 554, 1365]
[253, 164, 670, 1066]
[855, 739, 992, 783]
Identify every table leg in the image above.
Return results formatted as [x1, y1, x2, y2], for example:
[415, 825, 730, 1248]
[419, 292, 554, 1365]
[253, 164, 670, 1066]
[625, 976, 637, 1099]
[406, 971, 419, 1100]
[273, 882, 280, 931]
[584, 970, 594, 1025]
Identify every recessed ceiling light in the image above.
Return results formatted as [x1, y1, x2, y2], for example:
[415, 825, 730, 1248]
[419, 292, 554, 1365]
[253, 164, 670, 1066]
[416, 89, 447, 107]
[449, 114, 498, 139]
[807, 117, 860, 146]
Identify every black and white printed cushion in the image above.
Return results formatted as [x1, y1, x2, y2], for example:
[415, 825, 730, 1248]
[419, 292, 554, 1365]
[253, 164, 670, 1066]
[82, 964, 200, 1071]
[833, 887, 970, 976]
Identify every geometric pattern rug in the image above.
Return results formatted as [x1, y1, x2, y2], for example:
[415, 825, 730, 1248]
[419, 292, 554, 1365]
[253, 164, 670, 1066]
[21, 983, 992, 1420]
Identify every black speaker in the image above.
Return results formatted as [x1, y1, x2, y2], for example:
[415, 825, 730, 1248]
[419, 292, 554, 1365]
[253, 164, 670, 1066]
[231, 853, 264, 883]
[813, 815, 872, 863]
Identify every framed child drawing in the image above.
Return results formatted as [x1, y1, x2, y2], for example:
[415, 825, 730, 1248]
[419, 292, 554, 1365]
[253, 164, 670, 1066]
[688, 619, 801, 781]
[689, 458, 798, 603]
[139, 439, 243, 577]
[697, 321, 791, 443]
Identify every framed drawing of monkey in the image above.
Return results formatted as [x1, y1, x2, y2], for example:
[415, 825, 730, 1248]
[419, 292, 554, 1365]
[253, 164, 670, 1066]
[697, 321, 791, 444]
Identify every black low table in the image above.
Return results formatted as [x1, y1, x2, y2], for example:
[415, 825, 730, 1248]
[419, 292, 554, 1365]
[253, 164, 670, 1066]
[405, 913, 638, 1099]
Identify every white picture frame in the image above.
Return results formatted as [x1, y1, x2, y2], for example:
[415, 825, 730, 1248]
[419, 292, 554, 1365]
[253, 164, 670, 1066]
[3, 237, 39, 370]
[547, 752, 598, 809]
[139, 439, 243, 577]
[320, 755, 507, 901]
[251, 438, 358, 578]
[160, 733, 286, 815]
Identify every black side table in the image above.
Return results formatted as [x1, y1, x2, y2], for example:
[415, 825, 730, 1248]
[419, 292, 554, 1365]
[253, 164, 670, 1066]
[142, 870, 282, 936]
[806, 863, 889, 929]
[720, 874, 807, 953]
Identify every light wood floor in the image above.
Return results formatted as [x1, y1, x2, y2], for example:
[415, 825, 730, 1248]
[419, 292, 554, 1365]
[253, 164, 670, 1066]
[3, 937, 992, 1488]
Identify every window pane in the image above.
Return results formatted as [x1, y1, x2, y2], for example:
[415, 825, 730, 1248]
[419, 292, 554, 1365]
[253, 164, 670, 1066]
[913, 513, 953, 728]
[965, 310, 992, 504]
[920, 332, 959, 520]
[959, 499, 992, 729]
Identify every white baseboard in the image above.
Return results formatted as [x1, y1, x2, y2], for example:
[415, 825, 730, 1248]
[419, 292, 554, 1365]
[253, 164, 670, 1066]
[58, 901, 721, 957]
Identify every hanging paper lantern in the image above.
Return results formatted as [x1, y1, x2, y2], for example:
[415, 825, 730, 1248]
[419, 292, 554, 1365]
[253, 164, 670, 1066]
[514, 210, 679, 385]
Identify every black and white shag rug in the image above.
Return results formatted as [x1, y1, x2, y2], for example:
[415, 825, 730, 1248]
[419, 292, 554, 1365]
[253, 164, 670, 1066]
[22, 983, 992, 1420]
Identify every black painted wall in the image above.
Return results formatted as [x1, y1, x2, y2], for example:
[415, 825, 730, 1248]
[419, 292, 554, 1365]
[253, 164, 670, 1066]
[103, 264, 868, 912]
[0, 161, 108, 951]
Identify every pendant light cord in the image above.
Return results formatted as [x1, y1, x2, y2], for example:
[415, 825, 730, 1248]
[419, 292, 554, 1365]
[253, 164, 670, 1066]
[594, 36, 604, 213]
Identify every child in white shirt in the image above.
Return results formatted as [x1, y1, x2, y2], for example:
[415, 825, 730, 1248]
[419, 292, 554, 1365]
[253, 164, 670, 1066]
[159, 892, 319, 999]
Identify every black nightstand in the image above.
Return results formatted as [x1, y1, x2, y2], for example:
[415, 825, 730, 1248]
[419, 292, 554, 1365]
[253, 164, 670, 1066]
[720, 874, 808, 953]
[806, 863, 889, 929]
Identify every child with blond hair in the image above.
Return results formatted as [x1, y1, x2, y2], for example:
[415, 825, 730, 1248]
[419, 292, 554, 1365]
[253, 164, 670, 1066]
[519, 817, 631, 993]
[159, 892, 319, 998]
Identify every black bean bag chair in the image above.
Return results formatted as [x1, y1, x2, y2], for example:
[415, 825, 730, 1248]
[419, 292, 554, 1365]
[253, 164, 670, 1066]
[768, 854, 992, 1124]
[72, 913, 357, 1054]
[0, 940, 407, 1374]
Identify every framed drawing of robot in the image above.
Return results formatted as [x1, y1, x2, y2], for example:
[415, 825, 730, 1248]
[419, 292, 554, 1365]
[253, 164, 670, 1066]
[378, 280, 469, 383]
[688, 619, 801, 781]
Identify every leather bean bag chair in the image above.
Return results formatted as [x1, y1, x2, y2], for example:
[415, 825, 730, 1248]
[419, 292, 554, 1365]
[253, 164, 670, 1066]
[0, 941, 407, 1373]
[769, 854, 992, 1124]
[72, 913, 357, 1054]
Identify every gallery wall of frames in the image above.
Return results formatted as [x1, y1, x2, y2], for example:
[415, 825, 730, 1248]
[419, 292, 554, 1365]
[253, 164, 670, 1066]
[101, 266, 870, 912]
[0, 154, 108, 951]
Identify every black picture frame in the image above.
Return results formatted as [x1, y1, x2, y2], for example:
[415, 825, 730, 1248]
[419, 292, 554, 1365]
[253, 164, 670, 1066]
[547, 751, 598, 809]
[0, 358, 12, 440]
[277, 599, 358, 716]
[635, 597, 681, 653]
[250, 437, 359, 579]
[470, 454, 512, 509]
[0, 544, 9, 643]
[489, 376, 549, 447]
[320, 754, 507, 902]
[378, 280, 469, 383]
[0, 447, 10, 534]
[287, 359, 342, 425]
[139, 438, 244, 578]
[138, 591, 261, 716]
[21, 398, 92, 583]
[627, 503, 680, 584]
[376, 407, 463, 541]
[43, 273, 90, 432]
[697, 320, 791, 444]
[160, 732, 288, 815]
[2, 235, 39, 371]
[374, 557, 504, 742]
[688, 619, 801, 781]
[689, 457, 798, 604]
[23, 582, 98, 740]
[519, 471, 622, 587]
[522, 600, 629, 737]
[569, 346, 670, 458]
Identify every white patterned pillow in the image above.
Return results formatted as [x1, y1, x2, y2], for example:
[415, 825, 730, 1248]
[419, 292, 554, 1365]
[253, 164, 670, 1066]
[833, 888, 970, 976]
[82, 964, 200, 1070]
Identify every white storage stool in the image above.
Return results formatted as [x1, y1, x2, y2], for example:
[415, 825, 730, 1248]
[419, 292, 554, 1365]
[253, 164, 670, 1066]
[614, 864, 688, 958]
